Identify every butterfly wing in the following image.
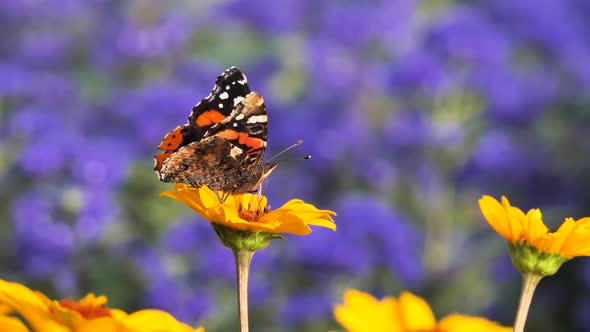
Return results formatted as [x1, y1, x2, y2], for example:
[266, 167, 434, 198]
[154, 67, 252, 172]
[207, 91, 268, 162]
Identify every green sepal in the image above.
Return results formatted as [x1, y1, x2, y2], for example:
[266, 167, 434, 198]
[509, 241, 571, 277]
[211, 222, 284, 252]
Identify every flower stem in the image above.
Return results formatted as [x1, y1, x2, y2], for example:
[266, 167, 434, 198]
[514, 273, 542, 332]
[233, 249, 254, 332]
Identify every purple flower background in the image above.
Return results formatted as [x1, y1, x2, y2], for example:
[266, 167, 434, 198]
[1, 0, 589, 330]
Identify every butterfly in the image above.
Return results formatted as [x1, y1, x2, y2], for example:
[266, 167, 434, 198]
[154, 66, 277, 194]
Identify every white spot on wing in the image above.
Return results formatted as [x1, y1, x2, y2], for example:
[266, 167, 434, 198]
[219, 92, 229, 100]
[238, 78, 247, 85]
[233, 96, 245, 106]
[247, 115, 268, 124]
[226, 85, 230, 90]
[235, 114, 245, 120]
[218, 103, 223, 108]
[230, 146, 243, 158]
[233, 122, 238, 127]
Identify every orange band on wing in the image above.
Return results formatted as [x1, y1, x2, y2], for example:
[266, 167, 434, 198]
[215, 130, 265, 151]
[157, 126, 184, 150]
[196, 110, 226, 127]
[154, 152, 172, 171]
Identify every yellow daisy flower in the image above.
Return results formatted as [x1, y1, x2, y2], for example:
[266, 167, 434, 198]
[162, 184, 336, 331]
[0, 279, 204, 332]
[479, 195, 590, 275]
[334, 289, 511, 332]
[479, 195, 590, 332]
[161, 184, 336, 235]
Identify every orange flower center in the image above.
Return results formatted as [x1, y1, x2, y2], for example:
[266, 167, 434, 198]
[239, 210, 262, 222]
[238, 203, 270, 223]
[58, 299, 112, 319]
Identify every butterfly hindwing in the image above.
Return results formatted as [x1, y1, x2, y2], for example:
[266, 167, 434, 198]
[207, 91, 268, 161]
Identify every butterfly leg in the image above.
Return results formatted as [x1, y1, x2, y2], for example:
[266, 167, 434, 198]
[213, 190, 225, 203]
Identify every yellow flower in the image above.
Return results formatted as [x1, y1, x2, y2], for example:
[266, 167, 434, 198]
[0, 279, 204, 332]
[479, 195, 590, 259]
[334, 289, 511, 332]
[161, 184, 336, 235]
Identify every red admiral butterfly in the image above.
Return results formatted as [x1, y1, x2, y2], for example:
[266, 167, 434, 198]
[154, 66, 277, 194]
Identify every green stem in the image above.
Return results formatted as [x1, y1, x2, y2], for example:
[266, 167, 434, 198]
[234, 249, 254, 332]
[514, 273, 542, 332]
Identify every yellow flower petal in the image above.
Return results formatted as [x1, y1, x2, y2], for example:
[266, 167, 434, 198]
[503, 197, 526, 240]
[0, 280, 68, 332]
[522, 209, 547, 241]
[0, 316, 37, 332]
[560, 217, 590, 256]
[438, 314, 512, 332]
[123, 309, 197, 332]
[76, 317, 133, 332]
[397, 291, 437, 330]
[334, 289, 401, 332]
[334, 290, 511, 332]
[160, 184, 220, 217]
[479, 196, 514, 241]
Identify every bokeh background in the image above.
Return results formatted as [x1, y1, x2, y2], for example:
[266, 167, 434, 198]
[1, 0, 590, 331]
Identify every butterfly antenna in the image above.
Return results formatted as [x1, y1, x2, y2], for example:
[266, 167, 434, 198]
[267, 140, 304, 163]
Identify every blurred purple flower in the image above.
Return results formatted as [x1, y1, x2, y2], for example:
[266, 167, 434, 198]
[74, 187, 119, 241]
[18, 33, 71, 67]
[69, 139, 132, 187]
[287, 227, 371, 276]
[287, 194, 423, 284]
[12, 193, 75, 278]
[17, 131, 78, 176]
[384, 111, 432, 150]
[115, 83, 197, 150]
[144, 277, 212, 323]
[215, 0, 306, 33]
[8, 105, 65, 138]
[311, 111, 375, 170]
[359, 158, 398, 191]
[561, 45, 590, 90]
[487, 0, 584, 53]
[490, 255, 518, 283]
[389, 51, 450, 94]
[0, 64, 35, 97]
[304, 38, 361, 98]
[280, 293, 331, 324]
[472, 67, 558, 123]
[163, 219, 214, 255]
[317, 3, 375, 47]
[468, 130, 537, 181]
[131, 245, 212, 321]
[428, 6, 511, 66]
[115, 14, 193, 60]
[198, 244, 235, 281]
